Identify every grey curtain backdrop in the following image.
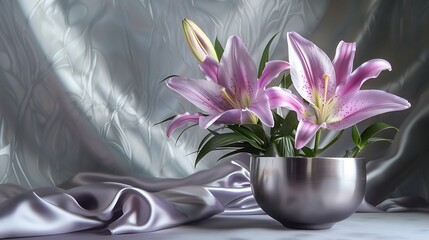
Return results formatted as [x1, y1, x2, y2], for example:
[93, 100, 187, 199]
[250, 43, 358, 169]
[0, 0, 428, 206]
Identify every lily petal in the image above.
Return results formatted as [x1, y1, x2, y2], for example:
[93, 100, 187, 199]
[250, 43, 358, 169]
[337, 59, 392, 96]
[327, 90, 411, 130]
[295, 120, 322, 149]
[258, 60, 290, 89]
[265, 87, 307, 118]
[248, 93, 274, 127]
[217, 36, 258, 100]
[287, 32, 336, 104]
[199, 56, 219, 83]
[332, 41, 356, 86]
[166, 112, 200, 137]
[167, 77, 227, 114]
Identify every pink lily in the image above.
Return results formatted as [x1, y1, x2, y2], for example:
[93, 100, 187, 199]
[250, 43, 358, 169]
[166, 35, 290, 137]
[272, 32, 411, 149]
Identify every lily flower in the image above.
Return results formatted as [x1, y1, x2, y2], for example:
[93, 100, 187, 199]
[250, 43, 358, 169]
[272, 32, 411, 149]
[166, 35, 290, 137]
[182, 18, 218, 62]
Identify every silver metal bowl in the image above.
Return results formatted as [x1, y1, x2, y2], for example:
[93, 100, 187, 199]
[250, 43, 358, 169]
[250, 156, 366, 230]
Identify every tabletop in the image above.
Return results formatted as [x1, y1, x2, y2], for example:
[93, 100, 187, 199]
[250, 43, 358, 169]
[9, 212, 429, 240]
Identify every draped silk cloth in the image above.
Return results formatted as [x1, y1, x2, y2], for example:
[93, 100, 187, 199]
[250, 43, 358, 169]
[0, 160, 261, 238]
[1, 0, 429, 238]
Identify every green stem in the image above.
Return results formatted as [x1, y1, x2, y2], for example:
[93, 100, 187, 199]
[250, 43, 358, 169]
[266, 141, 280, 157]
[352, 146, 361, 158]
[313, 129, 322, 157]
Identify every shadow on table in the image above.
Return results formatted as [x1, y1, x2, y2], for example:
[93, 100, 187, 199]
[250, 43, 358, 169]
[187, 215, 288, 231]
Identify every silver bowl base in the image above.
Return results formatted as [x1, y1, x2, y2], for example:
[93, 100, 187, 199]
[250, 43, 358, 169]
[281, 221, 335, 230]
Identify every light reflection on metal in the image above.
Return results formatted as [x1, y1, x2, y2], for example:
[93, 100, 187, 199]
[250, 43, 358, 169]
[250, 156, 366, 229]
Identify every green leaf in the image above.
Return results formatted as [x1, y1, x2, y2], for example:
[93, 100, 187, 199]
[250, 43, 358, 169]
[153, 115, 176, 126]
[267, 136, 296, 157]
[160, 74, 179, 83]
[279, 111, 298, 136]
[196, 132, 259, 166]
[360, 122, 398, 147]
[175, 124, 198, 144]
[363, 137, 394, 147]
[275, 136, 295, 157]
[265, 142, 280, 157]
[242, 124, 267, 143]
[228, 125, 265, 146]
[271, 111, 298, 141]
[344, 146, 360, 158]
[258, 33, 279, 78]
[197, 127, 223, 151]
[320, 130, 344, 153]
[217, 147, 261, 162]
[352, 125, 361, 146]
[301, 147, 314, 157]
[227, 125, 266, 150]
[279, 74, 293, 89]
[219, 142, 254, 149]
[214, 37, 224, 61]
[271, 111, 283, 132]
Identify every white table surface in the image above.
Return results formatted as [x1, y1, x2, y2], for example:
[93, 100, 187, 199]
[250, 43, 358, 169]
[10, 213, 429, 240]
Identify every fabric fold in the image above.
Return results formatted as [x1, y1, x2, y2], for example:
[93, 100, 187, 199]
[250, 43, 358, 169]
[0, 160, 260, 239]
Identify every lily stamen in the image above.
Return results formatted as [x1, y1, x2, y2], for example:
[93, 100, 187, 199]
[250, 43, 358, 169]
[221, 87, 238, 108]
[323, 74, 330, 104]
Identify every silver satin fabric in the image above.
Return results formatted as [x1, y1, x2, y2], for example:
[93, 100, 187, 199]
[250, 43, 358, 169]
[0, 0, 429, 238]
[0, 160, 261, 238]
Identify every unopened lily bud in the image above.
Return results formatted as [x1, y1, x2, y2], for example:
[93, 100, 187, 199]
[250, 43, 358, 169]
[182, 18, 218, 62]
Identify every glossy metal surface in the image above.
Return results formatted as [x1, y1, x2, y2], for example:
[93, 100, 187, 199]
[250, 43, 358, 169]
[250, 157, 366, 229]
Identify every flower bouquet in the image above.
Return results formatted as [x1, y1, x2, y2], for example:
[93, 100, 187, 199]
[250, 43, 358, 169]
[159, 19, 411, 229]
[161, 19, 410, 163]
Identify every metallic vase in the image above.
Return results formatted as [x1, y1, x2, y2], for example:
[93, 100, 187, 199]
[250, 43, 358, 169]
[250, 157, 366, 230]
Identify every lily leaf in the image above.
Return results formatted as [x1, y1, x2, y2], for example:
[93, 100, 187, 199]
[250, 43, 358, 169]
[228, 125, 265, 146]
[175, 124, 198, 144]
[258, 33, 279, 78]
[271, 111, 298, 141]
[197, 127, 223, 151]
[196, 132, 260, 166]
[279, 74, 293, 89]
[344, 146, 360, 158]
[301, 147, 314, 157]
[352, 125, 361, 146]
[279, 111, 298, 136]
[365, 137, 394, 146]
[214, 37, 224, 61]
[274, 136, 295, 157]
[360, 122, 398, 147]
[271, 111, 284, 131]
[241, 124, 267, 144]
[160, 74, 179, 83]
[217, 147, 261, 162]
[154, 115, 176, 126]
[265, 143, 280, 157]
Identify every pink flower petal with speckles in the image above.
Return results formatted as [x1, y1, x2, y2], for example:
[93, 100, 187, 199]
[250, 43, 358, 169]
[287, 32, 336, 104]
[327, 90, 411, 130]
